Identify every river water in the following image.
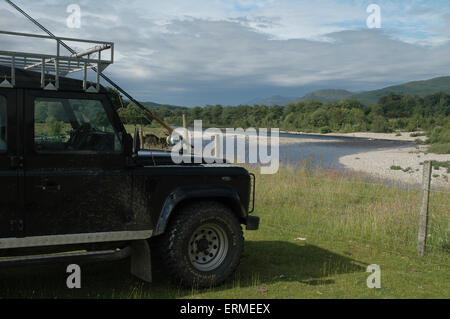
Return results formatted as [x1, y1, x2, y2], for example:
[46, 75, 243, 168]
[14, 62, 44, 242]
[276, 133, 412, 170]
[160, 130, 413, 170]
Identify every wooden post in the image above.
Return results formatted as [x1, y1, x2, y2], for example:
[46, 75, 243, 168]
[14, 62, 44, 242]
[418, 161, 432, 256]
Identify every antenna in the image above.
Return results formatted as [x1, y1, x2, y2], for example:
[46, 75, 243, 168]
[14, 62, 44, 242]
[3, 0, 174, 135]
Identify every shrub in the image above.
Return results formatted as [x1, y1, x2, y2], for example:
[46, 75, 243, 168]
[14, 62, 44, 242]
[428, 143, 450, 154]
[415, 138, 428, 145]
[320, 126, 332, 134]
[432, 161, 450, 173]
[410, 132, 426, 137]
[371, 116, 392, 133]
[342, 123, 354, 133]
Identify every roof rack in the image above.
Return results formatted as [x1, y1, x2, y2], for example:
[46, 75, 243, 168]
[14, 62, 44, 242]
[0, 30, 114, 92]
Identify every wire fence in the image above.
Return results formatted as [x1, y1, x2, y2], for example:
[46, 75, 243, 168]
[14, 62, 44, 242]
[253, 160, 449, 269]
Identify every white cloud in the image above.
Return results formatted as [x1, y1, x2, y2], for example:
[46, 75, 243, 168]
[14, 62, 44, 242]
[1, 0, 450, 106]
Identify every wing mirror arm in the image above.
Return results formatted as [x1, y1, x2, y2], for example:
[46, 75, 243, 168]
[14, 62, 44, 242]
[132, 126, 141, 156]
[121, 129, 139, 160]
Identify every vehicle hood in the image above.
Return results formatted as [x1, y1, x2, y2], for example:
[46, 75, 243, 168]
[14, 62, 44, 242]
[137, 149, 229, 166]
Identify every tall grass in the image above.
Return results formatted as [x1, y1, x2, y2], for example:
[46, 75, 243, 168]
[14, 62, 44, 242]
[253, 165, 449, 260]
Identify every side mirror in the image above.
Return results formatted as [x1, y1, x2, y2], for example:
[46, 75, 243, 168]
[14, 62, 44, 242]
[167, 133, 182, 146]
[133, 126, 141, 155]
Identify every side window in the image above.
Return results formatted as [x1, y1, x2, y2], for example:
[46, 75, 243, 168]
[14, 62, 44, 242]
[34, 97, 122, 153]
[0, 96, 6, 152]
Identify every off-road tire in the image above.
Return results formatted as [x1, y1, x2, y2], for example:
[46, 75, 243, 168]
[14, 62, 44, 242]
[158, 201, 244, 288]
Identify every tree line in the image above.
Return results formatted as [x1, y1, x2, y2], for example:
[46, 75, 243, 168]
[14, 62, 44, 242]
[118, 92, 449, 131]
[116, 91, 450, 153]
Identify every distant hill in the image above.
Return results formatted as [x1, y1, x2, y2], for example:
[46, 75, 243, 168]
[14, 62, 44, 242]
[245, 95, 301, 106]
[242, 76, 450, 107]
[297, 89, 354, 103]
[351, 76, 450, 105]
[132, 76, 450, 109]
[244, 90, 353, 106]
[142, 102, 188, 110]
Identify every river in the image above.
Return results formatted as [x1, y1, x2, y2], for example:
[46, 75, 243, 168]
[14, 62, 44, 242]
[276, 133, 412, 169]
[160, 130, 414, 170]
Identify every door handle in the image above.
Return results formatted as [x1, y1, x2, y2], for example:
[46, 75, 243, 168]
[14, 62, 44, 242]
[36, 184, 61, 192]
[10, 156, 23, 168]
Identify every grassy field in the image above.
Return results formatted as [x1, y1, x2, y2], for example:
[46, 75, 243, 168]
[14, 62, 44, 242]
[0, 166, 448, 298]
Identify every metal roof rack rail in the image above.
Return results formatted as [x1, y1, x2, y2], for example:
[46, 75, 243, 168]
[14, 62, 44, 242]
[0, 30, 114, 92]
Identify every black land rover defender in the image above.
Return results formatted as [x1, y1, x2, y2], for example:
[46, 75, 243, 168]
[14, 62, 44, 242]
[0, 65, 259, 288]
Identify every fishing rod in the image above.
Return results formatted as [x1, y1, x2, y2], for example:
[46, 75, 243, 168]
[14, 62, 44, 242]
[4, 0, 176, 136]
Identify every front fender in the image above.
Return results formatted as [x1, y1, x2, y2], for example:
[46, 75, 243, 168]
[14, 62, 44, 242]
[153, 186, 247, 236]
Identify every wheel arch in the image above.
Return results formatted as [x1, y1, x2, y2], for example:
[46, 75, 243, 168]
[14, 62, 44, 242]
[153, 186, 247, 237]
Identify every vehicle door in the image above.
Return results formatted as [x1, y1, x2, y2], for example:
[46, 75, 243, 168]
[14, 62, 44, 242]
[22, 90, 150, 243]
[0, 88, 20, 241]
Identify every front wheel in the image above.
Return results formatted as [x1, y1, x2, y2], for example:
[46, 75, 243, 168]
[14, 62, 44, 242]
[158, 201, 244, 288]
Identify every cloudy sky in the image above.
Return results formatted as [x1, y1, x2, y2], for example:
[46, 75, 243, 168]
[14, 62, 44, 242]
[1, 0, 450, 106]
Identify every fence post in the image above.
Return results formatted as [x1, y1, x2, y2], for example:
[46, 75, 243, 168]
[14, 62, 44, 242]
[417, 161, 432, 257]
